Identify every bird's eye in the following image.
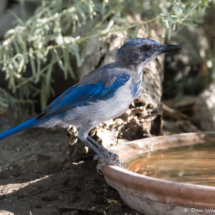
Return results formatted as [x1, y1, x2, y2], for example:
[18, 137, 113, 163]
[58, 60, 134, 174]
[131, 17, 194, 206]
[140, 45, 151, 52]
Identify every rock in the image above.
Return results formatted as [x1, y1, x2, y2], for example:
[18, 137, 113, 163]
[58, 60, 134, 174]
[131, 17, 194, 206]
[95, 128, 118, 148]
[193, 80, 215, 131]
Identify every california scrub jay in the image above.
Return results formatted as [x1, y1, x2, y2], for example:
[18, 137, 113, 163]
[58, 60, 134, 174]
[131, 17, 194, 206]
[0, 38, 181, 172]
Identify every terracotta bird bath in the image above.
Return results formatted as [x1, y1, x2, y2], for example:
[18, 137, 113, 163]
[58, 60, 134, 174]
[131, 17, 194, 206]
[101, 132, 215, 215]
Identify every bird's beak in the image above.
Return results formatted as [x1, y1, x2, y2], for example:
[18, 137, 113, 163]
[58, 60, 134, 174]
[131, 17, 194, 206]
[158, 44, 182, 54]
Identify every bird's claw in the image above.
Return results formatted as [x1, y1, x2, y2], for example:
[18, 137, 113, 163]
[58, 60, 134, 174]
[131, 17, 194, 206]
[84, 136, 123, 174]
[95, 152, 123, 175]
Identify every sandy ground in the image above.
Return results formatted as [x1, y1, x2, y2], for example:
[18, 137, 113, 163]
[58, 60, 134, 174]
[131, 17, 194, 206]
[0, 115, 139, 215]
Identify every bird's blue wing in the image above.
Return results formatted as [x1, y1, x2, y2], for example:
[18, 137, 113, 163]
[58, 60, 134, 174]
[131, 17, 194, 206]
[37, 73, 130, 119]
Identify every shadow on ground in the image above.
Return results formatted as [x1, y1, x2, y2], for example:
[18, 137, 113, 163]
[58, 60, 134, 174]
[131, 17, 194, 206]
[0, 116, 139, 215]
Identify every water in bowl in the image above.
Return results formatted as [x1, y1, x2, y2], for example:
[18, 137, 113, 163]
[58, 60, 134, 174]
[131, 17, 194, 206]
[125, 142, 215, 186]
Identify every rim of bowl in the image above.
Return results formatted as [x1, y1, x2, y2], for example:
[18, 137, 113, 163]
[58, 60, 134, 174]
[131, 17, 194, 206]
[101, 132, 215, 208]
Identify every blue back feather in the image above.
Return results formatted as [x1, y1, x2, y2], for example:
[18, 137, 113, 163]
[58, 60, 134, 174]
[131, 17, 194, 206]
[37, 73, 130, 118]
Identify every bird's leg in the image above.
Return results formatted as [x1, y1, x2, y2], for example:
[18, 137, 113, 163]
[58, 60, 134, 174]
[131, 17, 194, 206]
[87, 136, 108, 152]
[87, 136, 123, 172]
[87, 136, 122, 164]
[79, 136, 123, 174]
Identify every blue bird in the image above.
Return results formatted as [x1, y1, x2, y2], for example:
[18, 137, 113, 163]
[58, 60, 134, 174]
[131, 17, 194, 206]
[0, 38, 181, 172]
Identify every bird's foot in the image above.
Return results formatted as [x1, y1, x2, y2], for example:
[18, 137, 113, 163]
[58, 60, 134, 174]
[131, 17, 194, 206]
[79, 135, 123, 174]
[93, 152, 123, 175]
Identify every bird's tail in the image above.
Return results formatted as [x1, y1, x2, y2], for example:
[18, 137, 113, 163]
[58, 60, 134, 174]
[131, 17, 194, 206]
[0, 117, 40, 141]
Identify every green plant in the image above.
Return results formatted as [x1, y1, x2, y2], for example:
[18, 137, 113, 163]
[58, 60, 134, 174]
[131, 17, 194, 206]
[0, 0, 212, 113]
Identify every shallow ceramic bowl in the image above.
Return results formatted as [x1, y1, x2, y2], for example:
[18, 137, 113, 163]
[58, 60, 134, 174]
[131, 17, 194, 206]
[101, 132, 215, 215]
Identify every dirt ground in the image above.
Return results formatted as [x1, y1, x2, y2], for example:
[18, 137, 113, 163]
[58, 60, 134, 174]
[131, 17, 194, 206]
[0, 115, 139, 215]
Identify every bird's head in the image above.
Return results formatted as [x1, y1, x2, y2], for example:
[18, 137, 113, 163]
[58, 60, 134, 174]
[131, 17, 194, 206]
[116, 38, 182, 69]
